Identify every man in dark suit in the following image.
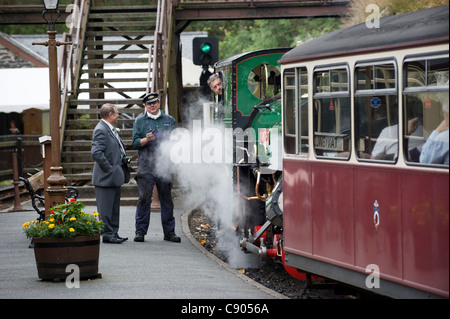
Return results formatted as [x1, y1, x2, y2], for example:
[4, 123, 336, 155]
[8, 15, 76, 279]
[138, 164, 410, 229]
[91, 103, 129, 243]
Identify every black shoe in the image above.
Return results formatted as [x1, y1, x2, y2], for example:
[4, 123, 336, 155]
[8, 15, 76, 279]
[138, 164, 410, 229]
[103, 236, 124, 244]
[134, 233, 145, 242]
[116, 234, 128, 241]
[164, 234, 181, 243]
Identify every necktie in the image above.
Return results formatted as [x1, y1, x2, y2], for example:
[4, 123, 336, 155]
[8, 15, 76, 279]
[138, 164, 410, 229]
[112, 127, 126, 156]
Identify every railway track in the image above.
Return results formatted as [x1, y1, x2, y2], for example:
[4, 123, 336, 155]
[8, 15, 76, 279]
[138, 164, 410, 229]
[189, 209, 386, 299]
[0, 183, 30, 212]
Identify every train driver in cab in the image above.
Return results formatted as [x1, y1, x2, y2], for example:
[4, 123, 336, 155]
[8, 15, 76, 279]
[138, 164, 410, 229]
[207, 73, 223, 96]
[207, 73, 224, 122]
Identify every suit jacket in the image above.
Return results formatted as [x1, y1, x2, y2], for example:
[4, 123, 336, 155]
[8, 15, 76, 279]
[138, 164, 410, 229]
[91, 120, 126, 187]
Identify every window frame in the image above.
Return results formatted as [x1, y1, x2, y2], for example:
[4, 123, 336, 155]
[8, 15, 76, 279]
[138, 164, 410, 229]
[403, 52, 449, 168]
[353, 59, 399, 164]
[313, 64, 351, 161]
[403, 52, 449, 94]
[283, 66, 308, 157]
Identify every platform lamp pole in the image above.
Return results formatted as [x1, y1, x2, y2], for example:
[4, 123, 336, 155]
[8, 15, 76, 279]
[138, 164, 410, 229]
[32, 0, 71, 218]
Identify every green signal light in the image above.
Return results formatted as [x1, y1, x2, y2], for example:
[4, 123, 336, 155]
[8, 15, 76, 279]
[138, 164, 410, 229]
[201, 43, 211, 54]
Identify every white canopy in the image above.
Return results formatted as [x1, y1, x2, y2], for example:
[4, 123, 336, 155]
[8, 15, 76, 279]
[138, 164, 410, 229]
[0, 68, 50, 113]
[0, 59, 206, 114]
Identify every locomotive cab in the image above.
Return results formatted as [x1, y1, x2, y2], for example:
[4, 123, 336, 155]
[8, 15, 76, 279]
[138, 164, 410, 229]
[212, 49, 289, 237]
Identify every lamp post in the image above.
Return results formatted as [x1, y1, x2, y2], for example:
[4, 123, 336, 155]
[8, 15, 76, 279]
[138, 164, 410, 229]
[33, 0, 71, 218]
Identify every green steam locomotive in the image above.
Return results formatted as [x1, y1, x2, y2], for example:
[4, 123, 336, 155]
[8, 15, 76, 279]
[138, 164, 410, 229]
[212, 48, 289, 248]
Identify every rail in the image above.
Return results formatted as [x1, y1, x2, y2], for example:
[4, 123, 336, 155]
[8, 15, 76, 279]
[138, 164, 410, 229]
[151, 0, 174, 107]
[0, 135, 44, 183]
[58, 0, 90, 150]
[58, 0, 173, 137]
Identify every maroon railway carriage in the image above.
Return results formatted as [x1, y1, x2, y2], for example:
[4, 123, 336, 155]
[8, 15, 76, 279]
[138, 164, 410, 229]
[279, 6, 449, 298]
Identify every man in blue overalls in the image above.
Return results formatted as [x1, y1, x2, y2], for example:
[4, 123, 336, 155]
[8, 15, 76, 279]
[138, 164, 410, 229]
[132, 92, 180, 243]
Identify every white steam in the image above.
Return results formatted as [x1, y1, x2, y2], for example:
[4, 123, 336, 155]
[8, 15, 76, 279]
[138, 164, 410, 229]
[151, 96, 262, 268]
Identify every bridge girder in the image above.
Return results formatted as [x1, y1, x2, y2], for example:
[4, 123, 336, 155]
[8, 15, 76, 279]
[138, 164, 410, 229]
[0, 5, 71, 25]
[174, 1, 350, 21]
[0, 1, 349, 25]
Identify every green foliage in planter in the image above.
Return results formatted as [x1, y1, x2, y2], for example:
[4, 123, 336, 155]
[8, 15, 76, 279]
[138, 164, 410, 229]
[23, 199, 103, 238]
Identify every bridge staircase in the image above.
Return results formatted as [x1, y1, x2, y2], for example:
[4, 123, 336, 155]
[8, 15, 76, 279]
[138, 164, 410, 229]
[59, 0, 171, 205]
[2, 0, 349, 206]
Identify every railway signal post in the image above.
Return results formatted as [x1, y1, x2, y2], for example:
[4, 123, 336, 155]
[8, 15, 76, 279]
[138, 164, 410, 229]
[193, 37, 219, 96]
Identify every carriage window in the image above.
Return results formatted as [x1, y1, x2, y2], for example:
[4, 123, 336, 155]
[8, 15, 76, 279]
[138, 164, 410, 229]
[298, 68, 309, 154]
[313, 67, 350, 159]
[404, 56, 449, 167]
[354, 62, 398, 162]
[356, 63, 396, 90]
[331, 69, 348, 92]
[283, 67, 308, 155]
[284, 69, 296, 154]
[405, 58, 448, 87]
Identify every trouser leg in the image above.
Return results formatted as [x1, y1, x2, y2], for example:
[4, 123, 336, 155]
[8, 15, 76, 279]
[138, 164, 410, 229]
[111, 187, 121, 235]
[95, 186, 121, 240]
[135, 174, 155, 235]
[156, 179, 175, 237]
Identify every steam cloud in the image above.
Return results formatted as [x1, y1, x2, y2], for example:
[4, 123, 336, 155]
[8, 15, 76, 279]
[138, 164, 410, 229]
[151, 96, 262, 268]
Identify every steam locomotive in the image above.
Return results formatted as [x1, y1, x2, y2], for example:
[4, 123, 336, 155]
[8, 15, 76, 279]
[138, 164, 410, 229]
[212, 48, 287, 241]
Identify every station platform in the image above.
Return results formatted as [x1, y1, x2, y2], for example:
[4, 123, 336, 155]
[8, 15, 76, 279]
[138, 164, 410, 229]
[0, 203, 285, 300]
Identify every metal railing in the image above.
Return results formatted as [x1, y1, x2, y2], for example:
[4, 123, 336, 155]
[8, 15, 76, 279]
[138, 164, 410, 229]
[58, 0, 90, 150]
[57, 0, 173, 140]
[0, 135, 43, 183]
[151, 0, 173, 108]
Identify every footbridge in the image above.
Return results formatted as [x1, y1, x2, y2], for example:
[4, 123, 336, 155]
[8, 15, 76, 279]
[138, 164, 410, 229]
[0, 0, 349, 200]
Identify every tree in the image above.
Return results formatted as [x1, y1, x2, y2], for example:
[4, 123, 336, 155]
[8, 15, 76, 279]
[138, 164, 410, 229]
[341, 0, 449, 27]
[186, 18, 341, 59]
[187, 0, 448, 59]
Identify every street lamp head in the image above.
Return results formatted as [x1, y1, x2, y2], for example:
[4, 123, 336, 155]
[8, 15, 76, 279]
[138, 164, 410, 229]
[41, 0, 60, 31]
[42, 0, 59, 10]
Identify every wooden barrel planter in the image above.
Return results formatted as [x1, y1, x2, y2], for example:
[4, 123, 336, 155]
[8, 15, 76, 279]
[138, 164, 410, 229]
[32, 234, 101, 281]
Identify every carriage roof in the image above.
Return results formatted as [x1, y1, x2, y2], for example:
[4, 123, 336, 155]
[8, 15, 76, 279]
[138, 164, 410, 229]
[280, 5, 449, 64]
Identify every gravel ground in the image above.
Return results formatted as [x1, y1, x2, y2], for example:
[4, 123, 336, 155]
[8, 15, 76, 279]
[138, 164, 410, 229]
[189, 209, 386, 299]
[189, 209, 329, 299]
